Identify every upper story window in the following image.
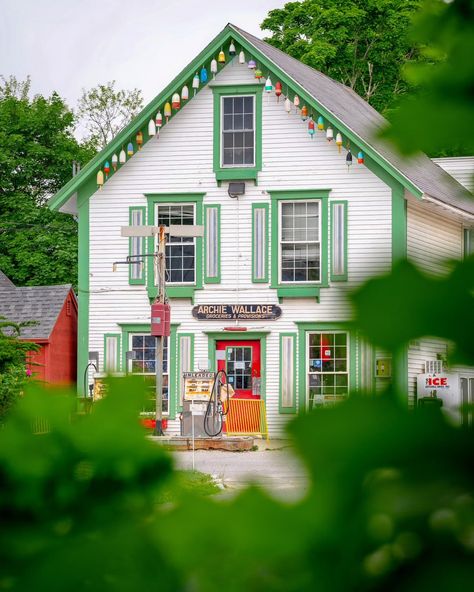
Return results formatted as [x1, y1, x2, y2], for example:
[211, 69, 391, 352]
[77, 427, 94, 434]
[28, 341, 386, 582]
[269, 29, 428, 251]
[156, 204, 195, 284]
[280, 200, 321, 283]
[221, 95, 255, 167]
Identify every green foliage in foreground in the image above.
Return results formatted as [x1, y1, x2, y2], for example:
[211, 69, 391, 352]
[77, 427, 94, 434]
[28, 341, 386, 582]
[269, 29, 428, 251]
[0, 377, 473, 591]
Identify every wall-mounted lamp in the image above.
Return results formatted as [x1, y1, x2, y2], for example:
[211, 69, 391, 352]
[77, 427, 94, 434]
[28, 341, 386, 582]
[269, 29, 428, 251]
[228, 182, 245, 198]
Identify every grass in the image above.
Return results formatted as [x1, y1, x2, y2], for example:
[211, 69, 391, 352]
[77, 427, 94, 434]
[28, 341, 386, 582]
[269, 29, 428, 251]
[156, 470, 220, 504]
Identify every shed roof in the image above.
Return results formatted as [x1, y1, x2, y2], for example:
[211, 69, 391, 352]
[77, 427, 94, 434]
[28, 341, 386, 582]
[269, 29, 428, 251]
[0, 283, 74, 340]
[49, 23, 473, 218]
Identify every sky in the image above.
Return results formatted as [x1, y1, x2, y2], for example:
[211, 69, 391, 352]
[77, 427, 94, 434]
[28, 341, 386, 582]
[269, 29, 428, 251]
[1, 0, 288, 108]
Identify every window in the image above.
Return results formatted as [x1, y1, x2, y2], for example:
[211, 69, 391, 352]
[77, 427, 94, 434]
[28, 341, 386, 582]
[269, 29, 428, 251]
[204, 205, 220, 283]
[252, 204, 269, 283]
[212, 85, 262, 183]
[129, 207, 146, 284]
[221, 96, 255, 167]
[157, 204, 195, 284]
[130, 334, 168, 414]
[279, 334, 296, 413]
[280, 201, 320, 283]
[307, 332, 349, 409]
[226, 346, 252, 390]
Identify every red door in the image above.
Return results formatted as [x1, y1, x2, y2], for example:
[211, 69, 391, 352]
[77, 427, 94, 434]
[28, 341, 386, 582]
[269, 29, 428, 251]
[216, 340, 261, 399]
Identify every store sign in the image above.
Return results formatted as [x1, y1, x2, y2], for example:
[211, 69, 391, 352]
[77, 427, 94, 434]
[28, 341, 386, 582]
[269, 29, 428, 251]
[192, 304, 282, 321]
[417, 373, 460, 398]
[183, 371, 214, 401]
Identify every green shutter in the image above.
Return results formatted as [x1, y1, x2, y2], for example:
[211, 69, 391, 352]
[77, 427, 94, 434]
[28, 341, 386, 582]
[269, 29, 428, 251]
[204, 204, 221, 283]
[279, 333, 297, 414]
[252, 203, 269, 283]
[330, 201, 348, 282]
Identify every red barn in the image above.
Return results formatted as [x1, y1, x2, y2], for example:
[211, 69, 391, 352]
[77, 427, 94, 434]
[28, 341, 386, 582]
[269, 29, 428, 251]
[0, 271, 77, 385]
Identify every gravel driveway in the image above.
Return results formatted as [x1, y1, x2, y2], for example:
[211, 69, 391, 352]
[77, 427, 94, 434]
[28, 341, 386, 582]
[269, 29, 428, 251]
[172, 443, 309, 501]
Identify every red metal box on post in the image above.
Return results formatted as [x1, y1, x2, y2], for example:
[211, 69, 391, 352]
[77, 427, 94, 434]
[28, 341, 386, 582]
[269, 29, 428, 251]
[151, 303, 171, 337]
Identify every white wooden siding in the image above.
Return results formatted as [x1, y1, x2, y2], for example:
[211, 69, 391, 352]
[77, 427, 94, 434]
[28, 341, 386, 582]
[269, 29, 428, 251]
[432, 157, 474, 193]
[408, 338, 449, 407]
[88, 61, 393, 437]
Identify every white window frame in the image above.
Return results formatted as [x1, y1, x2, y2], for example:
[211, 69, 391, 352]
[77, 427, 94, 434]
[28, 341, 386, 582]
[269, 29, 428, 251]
[306, 331, 350, 407]
[279, 199, 322, 284]
[155, 202, 196, 286]
[220, 94, 256, 168]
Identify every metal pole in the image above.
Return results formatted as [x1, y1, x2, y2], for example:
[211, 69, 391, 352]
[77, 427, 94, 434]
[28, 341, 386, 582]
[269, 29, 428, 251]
[154, 226, 166, 437]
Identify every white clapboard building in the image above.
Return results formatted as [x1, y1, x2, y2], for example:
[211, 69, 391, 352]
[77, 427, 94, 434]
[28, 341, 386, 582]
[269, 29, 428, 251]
[50, 24, 474, 435]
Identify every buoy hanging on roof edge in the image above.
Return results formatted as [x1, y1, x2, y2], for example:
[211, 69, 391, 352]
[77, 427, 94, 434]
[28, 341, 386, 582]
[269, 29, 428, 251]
[136, 130, 143, 150]
[218, 49, 226, 64]
[211, 59, 218, 79]
[192, 73, 200, 95]
[97, 170, 104, 189]
[308, 119, 315, 138]
[104, 161, 110, 179]
[172, 93, 180, 110]
[111, 153, 118, 171]
[264, 77, 273, 93]
[293, 95, 300, 112]
[317, 116, 324, 130]
[326, 127, 334, 142]
[275, 81, 282, 101]
[357, 151, 364, 164]
[229, 41, 236, 56]
[248, 59, 256, 69]
[284, 97, 291, 114]
[181, 85, 189, 101]
[239, 50, 245, 64]
[156, 111, 163, 135]
[127, 142, 134, 157]
[255, 68, 263, 81]
[200, 66, 208, 84]
[119, 148, 126, 164]
[346, 149, 353, 171]
[336, 133, 343, 153]
[148, 119, 156, 137]
[301, 105, 308, 121]
[164, 102, 172, 123]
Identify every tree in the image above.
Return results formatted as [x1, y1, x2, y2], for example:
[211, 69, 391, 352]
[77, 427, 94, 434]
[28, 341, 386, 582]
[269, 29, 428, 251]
[0, 78, 96, 287]
[77, 80, 144, 149]
[261, 0, 425, 113]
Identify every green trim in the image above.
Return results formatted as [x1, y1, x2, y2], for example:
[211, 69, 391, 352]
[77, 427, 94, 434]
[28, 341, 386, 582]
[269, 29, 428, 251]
[206, 331, 268, 402]
[296, 322, 357, 412]
[251, 203, 269, 283]
[279, 333, 297, 414]
[269, 189, 330, 299]
[103, 333, 121, 372]
[392, 183, 407, 263]
[77, 176, 95, 395]
[176, 333, 195, 414]
[128, 206, 146, 285]
[145, 193, 204, 300]
[119, 322, 179, 419]
[204, 204, 221, 283]
[464, 228, 474, 258]
[330, 200, 348, 282]
[393, 345, 409, 403]
[229, 26, 424, 200]
[212, 84, 263, 184]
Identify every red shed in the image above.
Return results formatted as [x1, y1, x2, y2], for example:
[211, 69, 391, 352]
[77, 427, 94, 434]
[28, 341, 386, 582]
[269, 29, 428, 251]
[0, 271, 77, 385]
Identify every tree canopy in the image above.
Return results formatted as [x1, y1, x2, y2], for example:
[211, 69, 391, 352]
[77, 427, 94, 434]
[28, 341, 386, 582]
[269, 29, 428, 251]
[0, 77, 95, 287]
[261, 0, 425, 113]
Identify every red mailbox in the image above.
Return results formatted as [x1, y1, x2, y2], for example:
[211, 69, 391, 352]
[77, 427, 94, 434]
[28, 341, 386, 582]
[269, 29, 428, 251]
[151, 303, 171, 337]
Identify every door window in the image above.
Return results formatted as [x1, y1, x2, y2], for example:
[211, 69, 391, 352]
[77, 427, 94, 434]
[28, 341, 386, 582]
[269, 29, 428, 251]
[226, 346, 252, 390]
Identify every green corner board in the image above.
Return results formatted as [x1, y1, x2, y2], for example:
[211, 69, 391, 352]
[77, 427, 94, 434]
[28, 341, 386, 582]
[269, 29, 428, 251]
[49, 23, 423, 215]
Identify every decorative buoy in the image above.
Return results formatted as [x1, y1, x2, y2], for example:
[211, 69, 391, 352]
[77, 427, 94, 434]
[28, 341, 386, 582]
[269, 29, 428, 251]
[294, 95, 300, 112]
[97, 170, 104, 189]
[164, 102, 172, 123]
[284, 97, 291, 114]
[308, 119, 315, 138]
[136, 130, 143, 149]
[200, 66, 208, 84]
[104, 161, 110, 179]
[229, 41, 236, 56]
[127, 142, 134, 157]
[336, 133, 343, 153]
[148, 119, 156, 137]
[111, 153, 118, 171]
[301, 105, 308, 121]
[275, 81, 282, 101]
[248, 59, 256, 69]
[192, 73, 200, 95]
[357, 151, 364, 164]
[156, 111, 163, 130]
[181, 85, 189, 101]
[239, 50, 245, 64]
[211, 59, 218, 78]
[265, 77, 273, 93]
[346, 150, 353, 171]
[172, 93, 180, 110]
[317, 116, 324, 130]
[255, 68, 263, 81]
[218, 49, 225, 64]
[326, 127, 334, 142]
[119, 148, 126, 164]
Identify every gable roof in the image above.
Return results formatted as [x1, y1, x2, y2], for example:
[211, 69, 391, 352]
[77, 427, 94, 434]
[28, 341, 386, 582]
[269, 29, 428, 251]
[0, 271, 15, 288]
[0, 284, 74, 340]
[49, 23, 474, 218]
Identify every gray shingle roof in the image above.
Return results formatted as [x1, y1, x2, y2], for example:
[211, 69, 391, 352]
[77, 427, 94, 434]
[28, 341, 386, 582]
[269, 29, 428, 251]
[0, 284, 73, 340]
[0, 271, 15, 288]
[231, 24, 474, 216]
